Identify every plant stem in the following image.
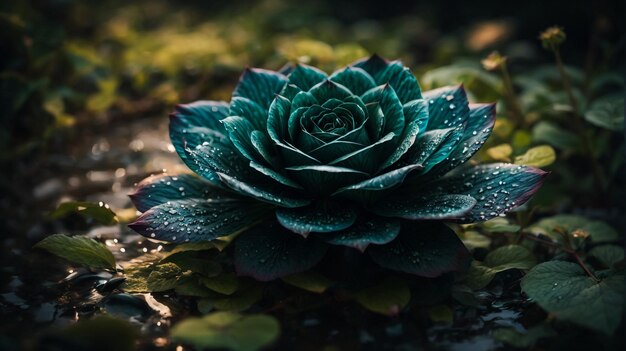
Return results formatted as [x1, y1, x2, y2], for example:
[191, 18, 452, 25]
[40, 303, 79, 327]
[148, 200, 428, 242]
[550, 45, 607, 195]
[521, 232, 600, 283]
[499, 63, 525, 128]
[553, 48, 579, 114]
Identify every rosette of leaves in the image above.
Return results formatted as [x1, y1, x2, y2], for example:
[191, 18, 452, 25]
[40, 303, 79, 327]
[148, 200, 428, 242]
[129, 55, 547, 281]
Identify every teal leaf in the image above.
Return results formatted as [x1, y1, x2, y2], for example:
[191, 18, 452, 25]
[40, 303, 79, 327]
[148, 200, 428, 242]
[328, 132, 395, 174]
[423, 85, 470, 132]
[235, 221, 328, 281]
[266, 95, 291, 144]
[229, 97, 267, 131]
[221, 116, 264, 163]
[307, 140, 364, 163]
[249, 130, 277, 166]
[183, 136, 255, 183]
[249, 161, 303, 189]
[171, 311, 280, 351]
[351, 54, 389, 79]
[364, 102, 385, 140]
[428, 103, 496, 177]
[34, 234, 116, 270]
[279, 83, 302, 100]
[368, 222, 471, 277]
[128, 198, 270, 243]
[294, 129, 325, 154]
[402, 126, 463, 174]
[185, 140, 309, 207]
[275, 202, 358, 236]
[285, 165, 369, 194]
[379, 99, 428, 170]
[332, 164, 422, 200]
[276, 141, 321, 167]
[287, 64, 328, 91]
[291, 91, 319, 110]
[584, 95, 624, 131]
[329, 66, 376, 96]
[421, 163, 548, 223]
[371, 194, 476, 220]
[370, 60, 423, 103]
[352, 56, 423, 103]
[361, 85, 405, 138]
[521, 261, 624, 334]
[316, 217, 401, 251]
[308, 80, 353, 102]
[130, 173, 233, 212]
[169, 101, 230, 184]
[233, 68, 288, 109]
[50, 201, 118, 225]
[216, 172, 310, 208]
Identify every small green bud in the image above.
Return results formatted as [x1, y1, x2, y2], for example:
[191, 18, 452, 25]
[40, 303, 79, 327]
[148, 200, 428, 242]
[481, 51, 507, 71]
[539, 26, 566, 50]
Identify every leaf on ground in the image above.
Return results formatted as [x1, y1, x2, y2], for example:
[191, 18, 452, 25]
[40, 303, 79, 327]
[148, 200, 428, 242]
[521, 261, 624, 334]
[197, 285, 264, 313]
[428, 305, 453, 325]
[355, 277, 410, 316]
[464, 245, 536, 290]
[493, 324, 556, 348]
[281, 271, 334, 294]
[171, 311, 280, 351]
[200, 273, 240, 295]
[34, 234, 116, 270]
[147, 263, 184, 292]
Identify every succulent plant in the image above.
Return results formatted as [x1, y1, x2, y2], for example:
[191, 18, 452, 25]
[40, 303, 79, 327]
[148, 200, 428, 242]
[129, 55, 547, 281]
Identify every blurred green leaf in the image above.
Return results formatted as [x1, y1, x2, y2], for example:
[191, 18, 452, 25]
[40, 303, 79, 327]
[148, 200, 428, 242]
[532, 121, 580, 151]
[514, 145, 556, 167]
[481, 218, 521, 233]
[34, 234, 116, 270]
[50, 201, 118, 225]
[529, 215, 618, 243]
[485, 143, 512, 162]
[589, 245, 625, 269]
[282, 271, 334, 294]
[355, 277, 410, 316]
[197, 285, 264, 313]
[463, 245, 536, 290]
[584, 96, 624, 131]
[521, 261, 624, 334]
[201, 273, 240, 295]
[493, 324, 556, 348]
[171, 311, 280, 351]
[47, 315, 139, 351]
